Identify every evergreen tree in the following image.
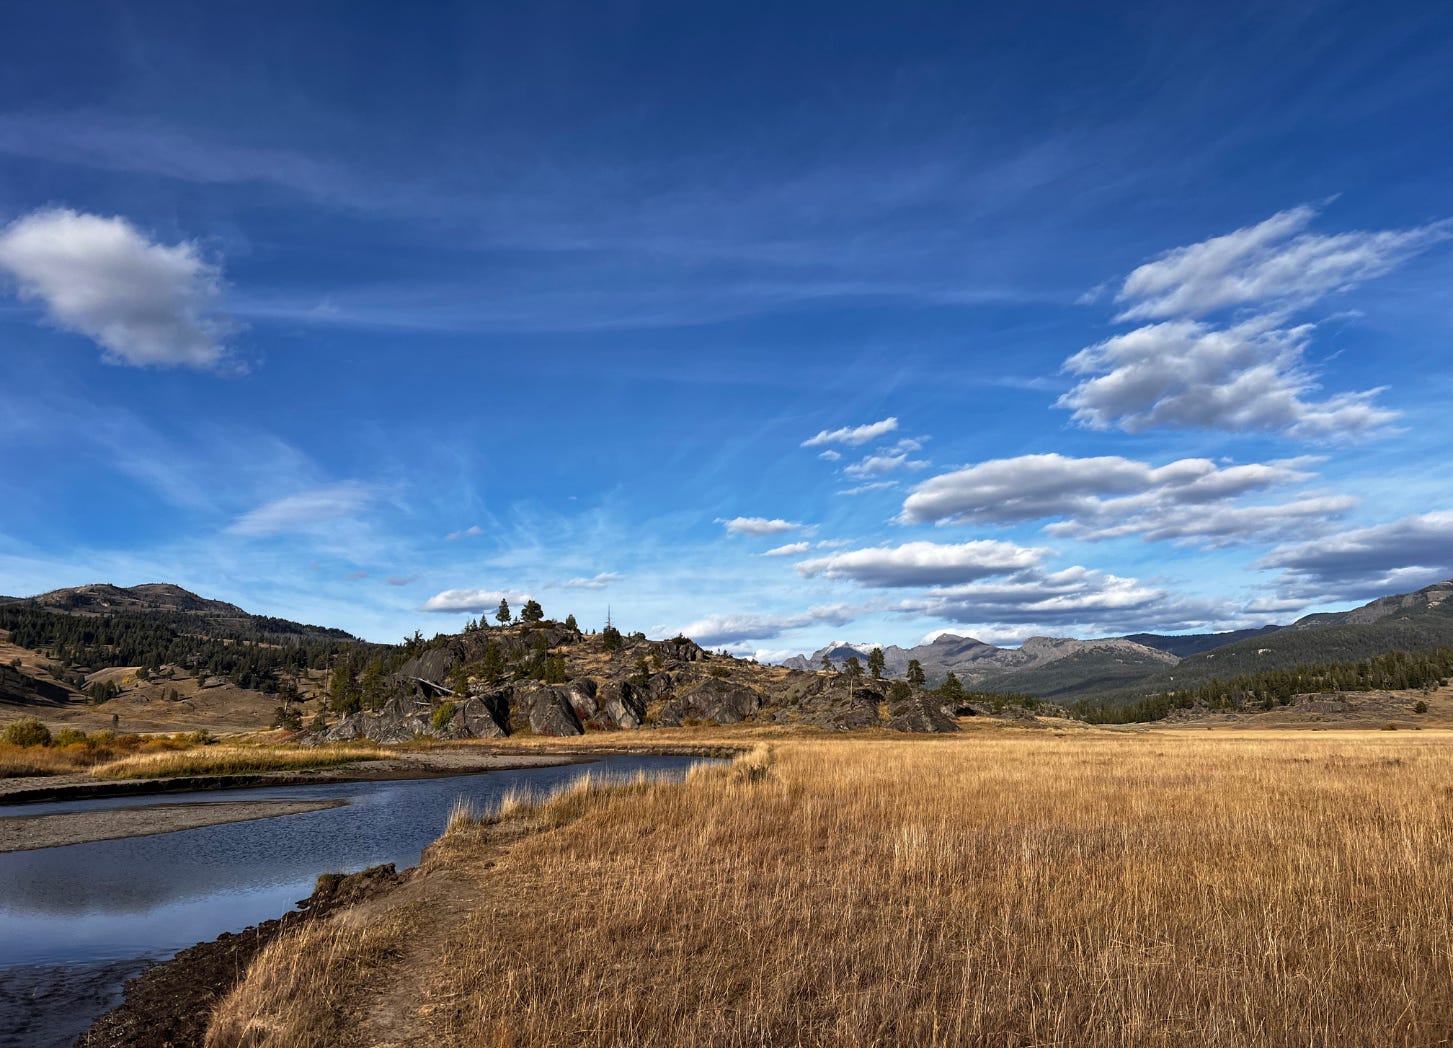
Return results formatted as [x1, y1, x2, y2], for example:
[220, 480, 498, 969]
[564, 613, 579, 632]
[938, 671, 964, 703]
[906, 659, 926, 686]
[521, 599, 545, 623]
[867, 647, 885, 679]
[495, 599, 511, 626]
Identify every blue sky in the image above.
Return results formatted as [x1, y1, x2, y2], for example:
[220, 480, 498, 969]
[1, 1, 1450, 655]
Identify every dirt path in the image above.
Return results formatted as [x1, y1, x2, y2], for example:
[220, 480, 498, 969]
[0, 798, 347, 853]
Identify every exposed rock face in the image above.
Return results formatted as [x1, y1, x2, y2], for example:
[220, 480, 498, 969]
[655, 677, 762, 726]
[512, 684, 585, 736]
[886, 694, 959, 734]
[598, 680, 646, 729]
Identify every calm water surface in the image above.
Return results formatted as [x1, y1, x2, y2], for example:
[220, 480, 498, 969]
[0, 754, 706, 1048]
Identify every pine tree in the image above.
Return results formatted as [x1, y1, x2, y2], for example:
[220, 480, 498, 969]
[867, 647, 885, 679]
[521, 599, 545, 623]
[495, 599, 511, 626]
[906, 659, 926, 686]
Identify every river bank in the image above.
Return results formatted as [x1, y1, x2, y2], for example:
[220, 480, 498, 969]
[0, 798, 348, 853]
[0, 747, 583, 806]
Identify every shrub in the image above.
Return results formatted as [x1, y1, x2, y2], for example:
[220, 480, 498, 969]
[432, 701, 457, 731]
[53, 728, 90, 748]
[3, 718, 52, 747]
[1414, 700, 1429, 714]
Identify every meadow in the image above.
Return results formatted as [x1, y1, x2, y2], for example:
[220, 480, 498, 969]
[207, 727, 1453, 1047]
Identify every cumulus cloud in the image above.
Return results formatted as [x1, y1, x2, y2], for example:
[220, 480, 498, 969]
[762, 542, 812, 557]
[1258, 510, 1453, 601]
[421, 588, 533, 613]
[796, 540, 1048, 588]
[227, 482, 375, 536]
[1114, 205, 1450, 321]
[901, 453, 1311, 525]
[843, 453, 928, 479]
[718, 516, 804, 536]
[670, 603, 860, 646]
[1056, 317, 1398, 439]
[802, 417, 898, 448]
[563, 572, 622, 589]
[0, 207, 235, 370]
[446, 525, 482, 541]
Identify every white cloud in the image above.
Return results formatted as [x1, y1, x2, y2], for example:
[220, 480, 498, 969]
[1114, 205, 1450, 321]
[227, 482, 375, 537]
[901, 453, 1310, 525]
[802, 416, 898, 448]
[1045, 494, 1357, 548]
[421, 588, 534, 613]
[1056, 317, 1398, 439]
[762, 542, 812, 557]
[1258, 510, 1453, 601]
[838, 481, 899, 496]
[899, 566, 1248, 637]
[843, 453, 928, 479]
[796, 539, 1048, 588]
[818, 449, 842, 462]
[670, 603, 860, 646]
[0, 207, 235, 370]
[718, 516, 804, 536]
[446, 525, 482, 541]
[563, 572, 622, 589]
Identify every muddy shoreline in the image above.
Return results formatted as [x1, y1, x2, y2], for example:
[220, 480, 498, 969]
[77, 863, 405, 1048]
[0, 798, 349, 853]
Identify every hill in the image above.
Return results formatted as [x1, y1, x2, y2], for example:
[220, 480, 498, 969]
[1105, 581, 1453, 701]
[0, 583, 368, 732]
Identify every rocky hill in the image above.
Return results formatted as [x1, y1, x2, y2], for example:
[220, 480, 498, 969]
[322, 622, 978, 742]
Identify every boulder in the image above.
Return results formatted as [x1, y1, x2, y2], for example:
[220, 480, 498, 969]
[886, 693, 959, 734]
[513, 684, 585, 736]
[599, 680, 646, 730]
[655, 677, 762, 726]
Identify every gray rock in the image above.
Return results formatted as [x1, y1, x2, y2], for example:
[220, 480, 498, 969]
[655, 676, 762, 727]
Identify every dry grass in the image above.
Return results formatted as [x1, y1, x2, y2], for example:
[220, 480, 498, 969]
[207, 901, 419, 1047]
[88, 743, 382, 780]
[213, 730, 1453, 1046]
[0, 741, 85, 777]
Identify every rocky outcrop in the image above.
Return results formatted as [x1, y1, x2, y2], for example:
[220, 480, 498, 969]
[886, 694, 959, 734]
[654, 677, 762, 727]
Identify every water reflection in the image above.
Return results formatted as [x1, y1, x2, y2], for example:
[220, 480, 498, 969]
[0, 755, 704, 963]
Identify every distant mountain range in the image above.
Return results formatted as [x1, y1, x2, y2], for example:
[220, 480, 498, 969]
[783, 581, 1453, 702]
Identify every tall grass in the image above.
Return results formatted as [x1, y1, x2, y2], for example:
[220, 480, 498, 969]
[89, 744, 381, 780]
[211, 731, 1453, 1046]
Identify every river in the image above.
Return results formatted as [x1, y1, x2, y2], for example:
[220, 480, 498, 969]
[0, 754, 707, 1047]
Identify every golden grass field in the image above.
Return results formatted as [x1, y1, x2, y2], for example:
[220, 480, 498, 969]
[205, 727, 1453, 1047]
[87, 743, 383, 779]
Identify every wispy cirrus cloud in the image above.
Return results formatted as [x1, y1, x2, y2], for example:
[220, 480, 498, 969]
[801, 417, 898, 448]
[562, 572, 622, 589]
[227, 482, 375, 537]
[1061, 205, 1446, 440]
[1113, 205, 1450, 321]
[0, 207, 237, 371]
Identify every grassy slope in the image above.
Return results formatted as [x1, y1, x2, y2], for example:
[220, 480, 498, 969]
[210, 729, 1453, 1047]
